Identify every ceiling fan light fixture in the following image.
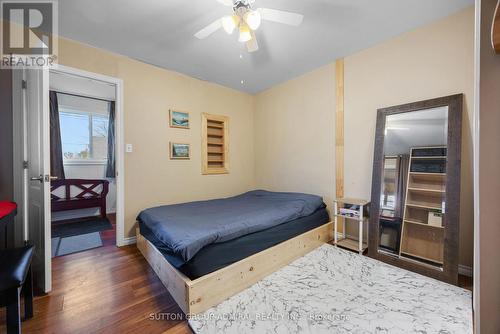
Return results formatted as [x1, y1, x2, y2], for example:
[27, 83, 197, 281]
[221, 15, 239, 34]
[245, 10, 261, 30]
[194, 0, 304, 54]
[238, 24, 252, 43]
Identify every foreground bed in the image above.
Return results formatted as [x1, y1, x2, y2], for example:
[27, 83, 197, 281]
[189, 244, 472, 333]
[136, 190, 333, 314]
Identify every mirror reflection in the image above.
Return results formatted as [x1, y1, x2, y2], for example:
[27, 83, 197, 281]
[378, 107, 448, 268]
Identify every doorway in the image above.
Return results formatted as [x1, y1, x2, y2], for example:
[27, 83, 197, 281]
[49, 76, 116, 257]
[13, 65, 124, 293]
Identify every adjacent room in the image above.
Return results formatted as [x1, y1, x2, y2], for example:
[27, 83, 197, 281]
[1, 0, 499, 333]
[49, 71, 117, 257]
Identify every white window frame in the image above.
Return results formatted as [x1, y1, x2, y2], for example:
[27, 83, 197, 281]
[59, 106, 110, 165]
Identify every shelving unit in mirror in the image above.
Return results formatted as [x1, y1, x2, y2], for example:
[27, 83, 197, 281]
[334, 198, 370, 254]
[400, 146, 447, 266]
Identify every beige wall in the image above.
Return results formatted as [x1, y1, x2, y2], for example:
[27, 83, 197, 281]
[479, 0, 500, 332]
[58, 38, 256, 238]
[56, 8, 474, 267]
[343, 7, 474, 267]
[254, 64, 336, 211]
[255, 7, 474, 267]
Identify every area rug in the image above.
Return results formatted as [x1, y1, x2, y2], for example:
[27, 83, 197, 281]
[51, 232, 103, 257]
[52, 217, 112, 238]
[188, 244, 472, 334]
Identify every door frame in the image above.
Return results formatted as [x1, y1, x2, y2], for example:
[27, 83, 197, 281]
[13, 64, 125, 292]
[49, 64, 126, 247]
[472, 0, 480, 331]
[12, 68, 52, 292]
[12, 69, 28, 247]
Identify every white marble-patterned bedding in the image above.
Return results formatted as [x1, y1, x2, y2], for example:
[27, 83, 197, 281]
[188, 244, 472, 334]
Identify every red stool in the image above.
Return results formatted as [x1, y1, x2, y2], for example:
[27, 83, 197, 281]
[0, 202, 17, 248]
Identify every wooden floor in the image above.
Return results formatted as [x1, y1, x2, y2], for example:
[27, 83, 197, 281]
[0, 215, 472, 333]
[0, 215, 193, 334]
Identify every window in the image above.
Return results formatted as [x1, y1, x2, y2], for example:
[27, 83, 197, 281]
[380, 157, 398, 216]
[58, 94, 110, 162]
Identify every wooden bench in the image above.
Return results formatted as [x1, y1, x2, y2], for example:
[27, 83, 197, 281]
[51, 179, 109, 218]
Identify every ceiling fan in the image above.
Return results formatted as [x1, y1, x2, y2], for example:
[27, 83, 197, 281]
[194, 0, 304, 53]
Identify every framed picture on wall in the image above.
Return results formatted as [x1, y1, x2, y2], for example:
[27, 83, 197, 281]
[169, 110, 190, 129]
[170, 142, 190, 159]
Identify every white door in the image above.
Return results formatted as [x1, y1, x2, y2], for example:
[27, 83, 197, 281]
[24, 68, 51, 293]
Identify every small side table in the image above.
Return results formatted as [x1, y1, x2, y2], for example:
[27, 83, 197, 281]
[333, 198, 370, 254]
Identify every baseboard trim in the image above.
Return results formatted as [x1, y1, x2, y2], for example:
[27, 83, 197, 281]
[118, 236, 137, 247]
[458, 264, 473, 277]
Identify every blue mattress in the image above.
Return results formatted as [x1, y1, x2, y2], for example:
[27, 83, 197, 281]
[137, 190, 325, 264]
[139, 206, 329, 279]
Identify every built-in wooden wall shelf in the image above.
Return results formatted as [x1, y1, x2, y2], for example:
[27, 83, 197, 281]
[202, 113, 229, 175]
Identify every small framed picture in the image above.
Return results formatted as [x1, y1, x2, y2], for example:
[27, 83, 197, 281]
[169, 110, 190, 129]
[170, 142, 190, 159]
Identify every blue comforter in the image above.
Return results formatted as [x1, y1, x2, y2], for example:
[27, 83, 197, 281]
[137, 190, 324, 263]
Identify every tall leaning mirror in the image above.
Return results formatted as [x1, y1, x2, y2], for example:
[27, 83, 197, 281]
[368, 94, 462, 285]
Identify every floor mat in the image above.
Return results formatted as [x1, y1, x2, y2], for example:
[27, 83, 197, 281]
[52, 217, 112, 238]
[189, 244, 472, 334]
[51, 232, 103, 257]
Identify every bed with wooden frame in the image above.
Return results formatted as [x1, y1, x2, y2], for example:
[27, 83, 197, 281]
[136, 221, 333, 314]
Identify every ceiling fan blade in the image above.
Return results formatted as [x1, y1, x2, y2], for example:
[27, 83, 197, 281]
[257, 8, 303, 26]
[216, 0, 233, 6]
[246, 31, 259, 52]
[194, 19, 222, 39]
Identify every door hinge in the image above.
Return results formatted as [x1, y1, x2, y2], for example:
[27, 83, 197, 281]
[23, 160, 28, 169]
[22, 80, 27, 89]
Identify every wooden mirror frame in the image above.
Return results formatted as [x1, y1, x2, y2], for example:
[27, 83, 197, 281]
[493, 0, 500, 53]
[368, 94, 463, 285]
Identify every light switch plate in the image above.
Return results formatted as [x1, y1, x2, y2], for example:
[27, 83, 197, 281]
[126, 144, 133, 153]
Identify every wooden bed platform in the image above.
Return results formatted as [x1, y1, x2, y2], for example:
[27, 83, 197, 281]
[136, 221, 333, 314]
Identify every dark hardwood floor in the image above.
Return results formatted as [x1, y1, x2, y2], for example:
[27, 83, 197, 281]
[0, 215, 472, 333]
[0, 214, 193, 334]
[458, 274, 473, 291]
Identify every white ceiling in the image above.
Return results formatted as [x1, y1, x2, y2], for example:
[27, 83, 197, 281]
[58, 0, 473, 94]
